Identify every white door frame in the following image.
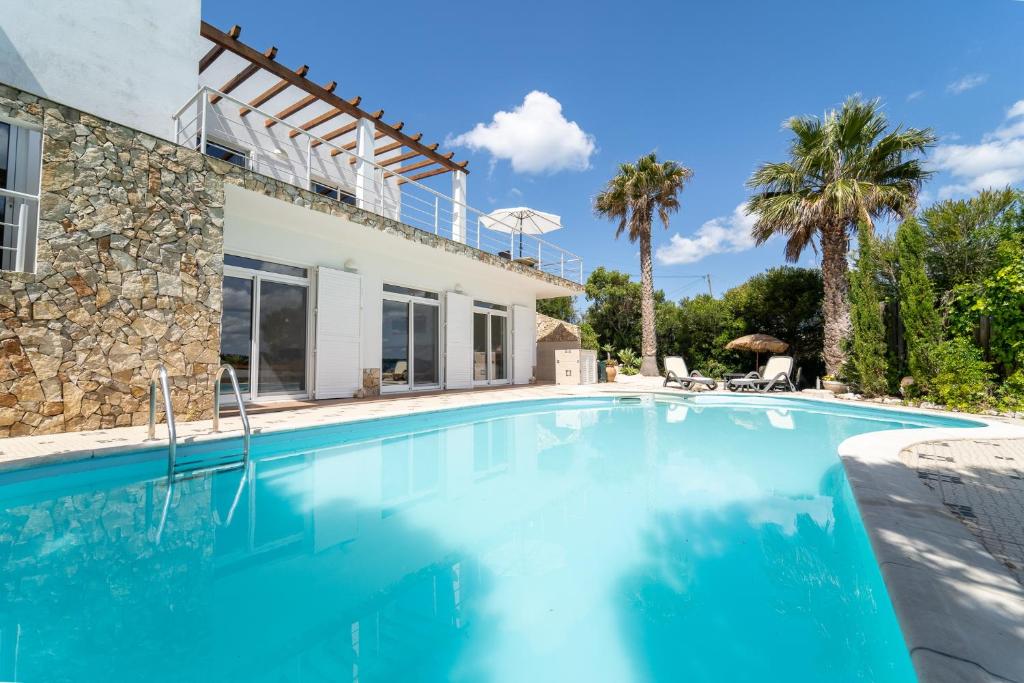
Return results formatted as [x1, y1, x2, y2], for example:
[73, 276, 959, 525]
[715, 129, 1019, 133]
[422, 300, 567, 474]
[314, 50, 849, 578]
[472, 305, 511, 386]
[223, 260, 313, 402]
[381, 287, 443, 394]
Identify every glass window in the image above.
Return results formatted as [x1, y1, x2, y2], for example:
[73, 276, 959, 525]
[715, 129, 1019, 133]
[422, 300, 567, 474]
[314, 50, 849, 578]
[473, 313, 488, 381]
[257, 280, 308, 395]
[311, 180, 339, 200]
[413, 303, 439, 385]
[205, 139, 248, 168]
[225, 254, 308, 279]
[220, 276, 253, 395]
[0, 120, 42, 273]
[382, 299, 409, 387]
[383, 284, 438, 300]
[473, 301, 507, 311]
[491, 314, 507, 381]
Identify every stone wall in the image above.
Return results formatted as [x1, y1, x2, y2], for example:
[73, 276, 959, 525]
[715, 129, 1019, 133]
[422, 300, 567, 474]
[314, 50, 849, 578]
[0, 85, 229, 436]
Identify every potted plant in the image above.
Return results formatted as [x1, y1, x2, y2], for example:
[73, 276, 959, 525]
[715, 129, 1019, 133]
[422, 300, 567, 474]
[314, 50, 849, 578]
[606, 359, 618, 382]
[601, 343, 618, 381]
[821, 374, 849, 394]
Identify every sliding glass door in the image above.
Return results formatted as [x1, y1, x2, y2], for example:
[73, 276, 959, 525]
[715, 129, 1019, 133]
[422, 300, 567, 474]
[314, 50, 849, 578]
[473, 302, 509, 385]
[382, 285, 440, 392]
[220, 256, 310, 401]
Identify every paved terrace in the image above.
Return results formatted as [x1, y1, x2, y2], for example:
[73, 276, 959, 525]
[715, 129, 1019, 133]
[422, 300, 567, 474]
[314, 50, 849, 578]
[1, 377, 1023, 682]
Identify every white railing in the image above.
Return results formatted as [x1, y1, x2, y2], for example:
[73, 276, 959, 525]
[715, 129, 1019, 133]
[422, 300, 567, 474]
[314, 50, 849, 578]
[0, 187, 38, 273]
[171, 87, 583, 283]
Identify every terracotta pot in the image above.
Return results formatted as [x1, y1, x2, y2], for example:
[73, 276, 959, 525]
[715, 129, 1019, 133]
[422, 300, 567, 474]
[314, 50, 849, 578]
[606, 365, 618, 382]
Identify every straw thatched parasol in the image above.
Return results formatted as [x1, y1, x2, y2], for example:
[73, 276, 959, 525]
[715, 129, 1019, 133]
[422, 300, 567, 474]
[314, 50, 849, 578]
[726, 334, 790, 370]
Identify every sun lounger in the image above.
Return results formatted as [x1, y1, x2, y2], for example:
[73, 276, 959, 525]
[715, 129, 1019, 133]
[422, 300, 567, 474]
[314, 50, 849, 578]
[662, 356, 718, 391]
[725, 355, 795, 392]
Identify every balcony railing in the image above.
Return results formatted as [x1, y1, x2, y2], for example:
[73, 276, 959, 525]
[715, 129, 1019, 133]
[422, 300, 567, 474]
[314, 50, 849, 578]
[171, 87, 583, 284]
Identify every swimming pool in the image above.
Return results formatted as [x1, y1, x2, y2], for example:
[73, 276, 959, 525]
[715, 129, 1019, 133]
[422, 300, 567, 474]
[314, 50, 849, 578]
[0, 396, 980, 682]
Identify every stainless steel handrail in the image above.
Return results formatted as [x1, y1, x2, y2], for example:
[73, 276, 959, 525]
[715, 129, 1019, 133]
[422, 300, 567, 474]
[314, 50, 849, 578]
[147, 365, 177, 479]
[213, 364, 251, 466]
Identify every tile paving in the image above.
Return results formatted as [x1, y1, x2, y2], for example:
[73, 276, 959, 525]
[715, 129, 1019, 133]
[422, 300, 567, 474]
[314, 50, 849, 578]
[902, 438, 1024, 585]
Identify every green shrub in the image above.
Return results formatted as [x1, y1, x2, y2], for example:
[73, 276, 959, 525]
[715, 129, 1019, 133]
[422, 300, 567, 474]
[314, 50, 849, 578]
[996, 369, 1024, 412]
[617, 348, 642, 375]
[928, 339, 993, 411]
[580, 322, 600, 351]
[700, 359, 731, 379]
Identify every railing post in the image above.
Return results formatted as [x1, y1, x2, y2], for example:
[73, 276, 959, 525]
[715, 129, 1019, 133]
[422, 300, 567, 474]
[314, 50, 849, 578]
[305, 137, 312, 190]
[378, 169, 386, 215]
[451, 170, 467, 243]
[14, 203, 27, 273]
[476, 218, 481, 248]
[434, 196, 439, 234]
[560, 254, 565, 279]
[198, 89, 208, 154]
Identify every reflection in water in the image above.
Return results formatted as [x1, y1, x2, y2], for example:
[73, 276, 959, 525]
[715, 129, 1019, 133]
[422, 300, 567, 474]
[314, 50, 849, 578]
[0, 400, 921, 682]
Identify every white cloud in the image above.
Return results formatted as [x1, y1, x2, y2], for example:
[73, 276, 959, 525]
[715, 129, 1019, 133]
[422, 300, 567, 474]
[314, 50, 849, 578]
[906, 90, 925, 102]
[655, 204, 757, 265]
[932, 98, 1024, 197]
[449, 91, 596, 174]
[946, 73, 989, 95]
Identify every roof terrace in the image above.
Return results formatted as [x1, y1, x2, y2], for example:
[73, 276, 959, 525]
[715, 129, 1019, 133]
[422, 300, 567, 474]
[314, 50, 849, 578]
[171, 22, 583, 283]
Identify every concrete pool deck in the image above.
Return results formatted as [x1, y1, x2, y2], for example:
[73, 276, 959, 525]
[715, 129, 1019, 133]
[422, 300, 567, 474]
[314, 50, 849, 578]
[0, 378, 1022, 682]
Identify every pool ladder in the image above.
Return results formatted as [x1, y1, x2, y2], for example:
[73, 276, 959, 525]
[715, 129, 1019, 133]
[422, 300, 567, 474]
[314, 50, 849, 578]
[147, 363, 251, 480]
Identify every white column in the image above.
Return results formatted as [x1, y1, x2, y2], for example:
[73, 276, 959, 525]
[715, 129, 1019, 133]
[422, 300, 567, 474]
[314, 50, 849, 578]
[354, 118, 376, 211]
[451, 170, 467, 244]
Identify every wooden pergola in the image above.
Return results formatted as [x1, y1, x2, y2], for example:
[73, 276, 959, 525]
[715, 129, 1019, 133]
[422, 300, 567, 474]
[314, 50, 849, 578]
[197, 21, 468, 185]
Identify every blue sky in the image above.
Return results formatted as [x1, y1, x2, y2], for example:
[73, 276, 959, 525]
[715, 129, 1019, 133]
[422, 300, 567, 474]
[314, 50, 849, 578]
[204, 0, 1024, 298]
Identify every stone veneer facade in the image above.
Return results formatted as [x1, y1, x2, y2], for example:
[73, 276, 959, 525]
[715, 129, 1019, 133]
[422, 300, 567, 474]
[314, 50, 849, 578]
[0, 83, 578, 437]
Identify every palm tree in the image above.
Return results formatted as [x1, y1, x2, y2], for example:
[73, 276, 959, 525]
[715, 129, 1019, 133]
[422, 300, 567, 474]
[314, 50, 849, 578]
[595, 153, 693, 376]
[746, 96, 934, 376]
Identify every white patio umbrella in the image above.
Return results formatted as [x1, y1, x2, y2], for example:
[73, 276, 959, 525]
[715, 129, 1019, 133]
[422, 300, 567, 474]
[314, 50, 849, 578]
[480, 207, 562, 257]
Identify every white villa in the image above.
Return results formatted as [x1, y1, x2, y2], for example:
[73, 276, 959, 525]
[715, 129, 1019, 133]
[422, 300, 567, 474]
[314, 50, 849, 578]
[0, 0, 582, 435]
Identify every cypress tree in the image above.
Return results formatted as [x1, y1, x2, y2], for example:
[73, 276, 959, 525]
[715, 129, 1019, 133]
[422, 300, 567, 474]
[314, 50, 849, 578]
[849, 223, 889, 396]
[896, 217, 944, 391]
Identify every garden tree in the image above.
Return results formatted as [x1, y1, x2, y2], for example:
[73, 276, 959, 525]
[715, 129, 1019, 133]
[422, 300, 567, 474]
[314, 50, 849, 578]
[535, 296, 578, 323]
[895, 217, 944, 390]
[595, 153, 693, 375]
[582, 267, 666, 353]
[656, 294, 742, 372]
[920, 188, 1021, 293]
[580, 321, 600, 351]
[950, 240, 1024, 377]
[848, 224, 889, 396]
[746, 96, 934, 376]
[723, 267, 825, 380]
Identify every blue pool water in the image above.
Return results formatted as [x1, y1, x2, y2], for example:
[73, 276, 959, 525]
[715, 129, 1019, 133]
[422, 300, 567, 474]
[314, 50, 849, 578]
[0, 396, 979, 682]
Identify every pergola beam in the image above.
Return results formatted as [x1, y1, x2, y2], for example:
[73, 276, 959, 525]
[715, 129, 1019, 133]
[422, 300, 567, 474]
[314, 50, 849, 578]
[397, 165, 449, 185]
[392, 154, 450, 176]
[199, 24, 240, 73]
[239, 64, 309, 116]
[199, 21, 468, 174]
[210, 45, 277, 104]
[266, 81, 336, 128]
[289, 107, 344, 138]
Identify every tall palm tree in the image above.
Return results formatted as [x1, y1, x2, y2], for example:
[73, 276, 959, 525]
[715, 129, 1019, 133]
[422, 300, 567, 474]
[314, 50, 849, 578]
[595, 153, 693, 376]
[746, 96, 934, 376]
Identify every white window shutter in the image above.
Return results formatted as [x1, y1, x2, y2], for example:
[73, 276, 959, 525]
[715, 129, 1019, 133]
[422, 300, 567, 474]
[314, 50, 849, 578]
[314, 267, 362, 398]
[512, 304, 535, 385]
[445, 291, 473, 389]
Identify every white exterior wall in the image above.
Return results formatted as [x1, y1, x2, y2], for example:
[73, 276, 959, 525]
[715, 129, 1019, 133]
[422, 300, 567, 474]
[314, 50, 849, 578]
[0, 0, 202, 139]
[223, 186, 564, 396]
